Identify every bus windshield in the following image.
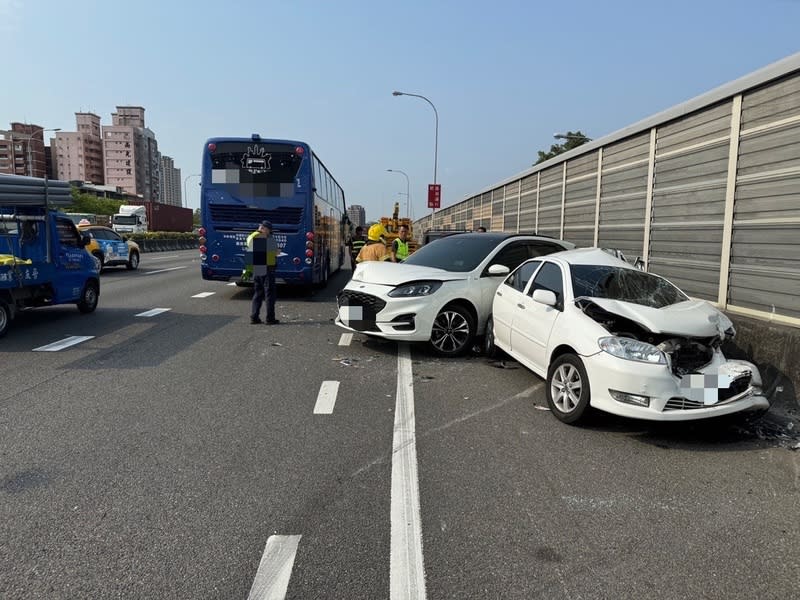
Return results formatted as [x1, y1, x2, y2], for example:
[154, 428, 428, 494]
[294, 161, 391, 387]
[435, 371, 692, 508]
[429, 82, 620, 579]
[210, 142, 303, 199]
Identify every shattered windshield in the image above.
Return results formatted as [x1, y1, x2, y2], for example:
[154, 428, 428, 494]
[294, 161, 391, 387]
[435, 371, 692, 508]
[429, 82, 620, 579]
[570, 265, 689, 308]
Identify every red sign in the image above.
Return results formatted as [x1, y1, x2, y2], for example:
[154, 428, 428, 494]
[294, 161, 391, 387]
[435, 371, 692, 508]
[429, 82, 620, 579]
[427, 184, 441, 209]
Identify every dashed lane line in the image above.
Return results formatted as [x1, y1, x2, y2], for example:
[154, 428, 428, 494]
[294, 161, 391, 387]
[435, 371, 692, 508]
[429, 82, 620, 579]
[313, 381, 339, 414]
[135, 308, 172, 317]
[33, 336, 94, 352]
[247, 535, 302, 600]
[191, 292, 216, 298]
[144, 266, 187, 275]
[338, 333, 353, 346]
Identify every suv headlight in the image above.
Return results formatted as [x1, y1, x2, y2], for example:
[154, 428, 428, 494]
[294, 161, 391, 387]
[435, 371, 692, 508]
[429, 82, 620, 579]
[598, 336, 666, 364]
[388, 280, 442, 297]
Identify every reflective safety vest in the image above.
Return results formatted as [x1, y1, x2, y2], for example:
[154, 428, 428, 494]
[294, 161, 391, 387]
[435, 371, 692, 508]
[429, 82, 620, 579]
[246, 230, 277, 266]
[351, 237, 366, 256]
[393, 238, 409, 261]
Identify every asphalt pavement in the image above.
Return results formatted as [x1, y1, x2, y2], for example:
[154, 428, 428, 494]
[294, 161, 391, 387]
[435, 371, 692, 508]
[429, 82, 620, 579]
[1, 250, 798, 599]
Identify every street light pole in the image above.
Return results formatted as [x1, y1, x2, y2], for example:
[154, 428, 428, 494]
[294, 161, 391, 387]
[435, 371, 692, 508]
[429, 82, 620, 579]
[8, 126, 61, 177]
[183, 173, 201, 208]
[386, 169, 410, 220]
[392, 90, 439, 185]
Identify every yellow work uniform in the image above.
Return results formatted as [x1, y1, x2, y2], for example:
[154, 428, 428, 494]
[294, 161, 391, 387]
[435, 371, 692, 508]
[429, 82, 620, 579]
[356, 242, 389, 263]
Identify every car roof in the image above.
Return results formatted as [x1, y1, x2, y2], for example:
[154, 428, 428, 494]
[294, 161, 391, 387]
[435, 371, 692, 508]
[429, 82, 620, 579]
[444, 232, 573, 244]
[542, 247, 636, 268]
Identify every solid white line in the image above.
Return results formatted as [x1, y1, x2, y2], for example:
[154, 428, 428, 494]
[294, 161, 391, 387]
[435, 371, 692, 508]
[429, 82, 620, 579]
[145, 255, 180, 261]
[191, 292, 216, 298]
[135, 308, 172, 317]
[338, 333, 353, 346]
[227, 282, 237, 286]
[145, 266, 187, 275]
[33, 336, 94, 352]
[247, 535, 301, 600]
[314, 381, 339, 414]
[390, 343, 427, 599]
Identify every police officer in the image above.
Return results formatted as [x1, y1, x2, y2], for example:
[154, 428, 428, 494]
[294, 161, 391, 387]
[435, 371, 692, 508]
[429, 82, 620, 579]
[247, 220, 279, 324]
[390, 225, 410, 262]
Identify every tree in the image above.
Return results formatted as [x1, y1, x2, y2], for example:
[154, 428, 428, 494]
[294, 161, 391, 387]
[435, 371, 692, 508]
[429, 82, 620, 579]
[534, 130, 591, 165]
[193, 208, 201, 226]
[66, 188, 125, 216]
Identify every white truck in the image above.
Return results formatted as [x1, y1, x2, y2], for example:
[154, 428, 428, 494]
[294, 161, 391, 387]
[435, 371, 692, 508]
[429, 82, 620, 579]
[111, 205, 148, 234]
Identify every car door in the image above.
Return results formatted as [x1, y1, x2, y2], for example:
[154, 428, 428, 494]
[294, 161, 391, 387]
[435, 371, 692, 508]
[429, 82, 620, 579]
[477, 241, 535, 327]
[510, 261, 565, 374]
[493, 260, 541, 350]
[53, 217, 88, 302]
[104, 229, 129, 263]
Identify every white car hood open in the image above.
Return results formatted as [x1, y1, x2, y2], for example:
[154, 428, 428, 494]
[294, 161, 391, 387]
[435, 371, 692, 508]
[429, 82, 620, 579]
[351, 262, 466, 286]
[584, 298, 729, 337]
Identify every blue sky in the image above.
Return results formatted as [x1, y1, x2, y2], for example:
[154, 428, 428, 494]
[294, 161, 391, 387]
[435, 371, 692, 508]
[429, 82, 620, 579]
[4, 0, 800, 221]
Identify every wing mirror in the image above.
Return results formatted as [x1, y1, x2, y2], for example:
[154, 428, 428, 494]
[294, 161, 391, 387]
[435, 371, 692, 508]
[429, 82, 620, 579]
[532, 289, 557, 306]
[80, 234, 91, 247]
[487, 264, 510, 277]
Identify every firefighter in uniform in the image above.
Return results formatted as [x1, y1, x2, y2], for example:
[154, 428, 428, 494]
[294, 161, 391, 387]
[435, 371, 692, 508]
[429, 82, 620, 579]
[355, 224, 390, 263]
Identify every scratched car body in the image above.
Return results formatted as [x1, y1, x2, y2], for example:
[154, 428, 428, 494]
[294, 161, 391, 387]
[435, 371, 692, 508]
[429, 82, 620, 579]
[486, 247, 770, 423]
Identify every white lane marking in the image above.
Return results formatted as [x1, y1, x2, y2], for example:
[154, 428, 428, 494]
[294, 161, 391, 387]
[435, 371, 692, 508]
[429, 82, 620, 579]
[145, 255, 180, 261]
[145, 266, 187, 275]
[314, 381, 339, 414]
[227, 282, 237, 286]
[390, 343, 427, 599]
[191, 292, 216, 298]
[247, 535, 301, 600]
[338, 333, 353, 346]
[135, 308, 172, 317]
[33, 336, 94, 352]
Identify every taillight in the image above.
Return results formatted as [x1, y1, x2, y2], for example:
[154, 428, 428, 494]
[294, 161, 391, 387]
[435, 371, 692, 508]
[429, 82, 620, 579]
[306, 231, 314, 240]
[199, 245, 207, 254]
[207, 143, 216, 153]
[198, 227, 206, 236]
[295, 146, 304, 155]
[305, 240, 313, 248]
[305, 249, 313, 258]
[198, 237, 206, 244]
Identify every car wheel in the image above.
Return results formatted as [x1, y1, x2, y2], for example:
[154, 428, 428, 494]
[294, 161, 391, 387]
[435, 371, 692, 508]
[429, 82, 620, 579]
[430, 304, 475, 357]
[77, 280, 99, 314]
[126, 251, 140, 270]
[484, 315, 500, 358]
[546, 353, 591, 424]
[92, 251, 105, 272]
[0, 300, 11, 338]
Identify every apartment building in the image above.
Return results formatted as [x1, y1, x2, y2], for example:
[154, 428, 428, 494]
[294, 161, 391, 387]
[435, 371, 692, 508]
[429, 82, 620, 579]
[0, 123, 48, 177]
[159, 154, 182, 207]
[347, 204, 366, 228]
[52, 113, 104, 184]
[102, 106, 160, 201]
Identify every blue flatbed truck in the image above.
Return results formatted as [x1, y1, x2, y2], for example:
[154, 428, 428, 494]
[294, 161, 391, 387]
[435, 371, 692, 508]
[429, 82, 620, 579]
[0, 174, 100, 338]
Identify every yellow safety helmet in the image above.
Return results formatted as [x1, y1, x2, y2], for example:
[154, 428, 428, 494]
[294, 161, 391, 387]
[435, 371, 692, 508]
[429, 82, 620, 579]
[367, 224, 387, 242]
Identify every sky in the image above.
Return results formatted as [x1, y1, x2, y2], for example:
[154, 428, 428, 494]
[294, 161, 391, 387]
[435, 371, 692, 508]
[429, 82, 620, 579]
[4, 0, 800, 221]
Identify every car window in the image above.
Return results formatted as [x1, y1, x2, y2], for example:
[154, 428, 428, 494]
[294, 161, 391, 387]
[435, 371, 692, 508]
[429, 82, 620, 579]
[485, 241, 531, 274]
[503, 260, 541, 292]
[87, 228, 104, 240]
[56, 218, 82, 247]
[570, 264, 689, 308]
[402, 234, 501, 272]
[529, 262, 564, 306]
[105, 229, 123, 242]
[528, 242, 566, 257]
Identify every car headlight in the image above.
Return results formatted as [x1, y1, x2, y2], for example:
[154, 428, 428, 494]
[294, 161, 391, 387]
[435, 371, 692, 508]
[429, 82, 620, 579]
[598, 336, 666, 364]
[388, 280, 442, 297]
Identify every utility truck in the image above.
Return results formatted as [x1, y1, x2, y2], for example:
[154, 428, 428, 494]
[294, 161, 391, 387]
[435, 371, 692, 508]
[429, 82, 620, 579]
[0, 175, 100, 338]
[111, 204, 148, 234]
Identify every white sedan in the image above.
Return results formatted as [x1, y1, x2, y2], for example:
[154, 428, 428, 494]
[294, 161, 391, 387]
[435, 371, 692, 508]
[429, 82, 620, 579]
[486, 247, 769, 423]
[336, 233, 573, 356]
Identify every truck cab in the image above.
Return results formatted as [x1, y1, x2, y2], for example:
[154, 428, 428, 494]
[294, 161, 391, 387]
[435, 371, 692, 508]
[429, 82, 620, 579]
[111, 205, 148, 234]
[0, 175, 100, 338]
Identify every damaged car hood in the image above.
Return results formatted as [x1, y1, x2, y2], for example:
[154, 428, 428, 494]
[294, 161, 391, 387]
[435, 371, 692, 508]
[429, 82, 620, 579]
[352, 262, 466, 285]
[584, 298, 730, 337]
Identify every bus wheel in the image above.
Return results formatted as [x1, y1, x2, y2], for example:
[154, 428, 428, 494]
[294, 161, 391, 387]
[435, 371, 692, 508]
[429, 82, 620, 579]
[0, 300, 11, 338]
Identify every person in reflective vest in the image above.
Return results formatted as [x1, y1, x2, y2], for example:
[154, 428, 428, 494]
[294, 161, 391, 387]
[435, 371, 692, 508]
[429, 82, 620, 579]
[247, 220, 279, 324]
[349, 226, 366, 268]
[390, 225, 410, 262]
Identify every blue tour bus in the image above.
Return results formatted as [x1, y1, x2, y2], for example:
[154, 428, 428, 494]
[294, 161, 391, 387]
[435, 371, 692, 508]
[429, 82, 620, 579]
[199, 134, 347, 286]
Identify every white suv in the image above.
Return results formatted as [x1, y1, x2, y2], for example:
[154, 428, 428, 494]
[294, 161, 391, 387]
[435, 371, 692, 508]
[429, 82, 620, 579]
[335, 232, 574, 356]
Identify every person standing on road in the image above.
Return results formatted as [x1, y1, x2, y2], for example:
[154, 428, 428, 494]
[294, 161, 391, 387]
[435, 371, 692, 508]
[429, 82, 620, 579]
[355, 224, 390, 263]
[349, 225, 366, 268]
[390, 225, 410, 262]
[247, 220, 279, 325]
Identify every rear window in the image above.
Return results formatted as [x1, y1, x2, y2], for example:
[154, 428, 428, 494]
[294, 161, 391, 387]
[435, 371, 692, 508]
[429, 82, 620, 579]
[209, 142, 303, 198]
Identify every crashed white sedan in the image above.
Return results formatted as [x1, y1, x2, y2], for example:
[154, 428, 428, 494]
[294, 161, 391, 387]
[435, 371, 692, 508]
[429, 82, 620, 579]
[486, 248, 769, 424]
